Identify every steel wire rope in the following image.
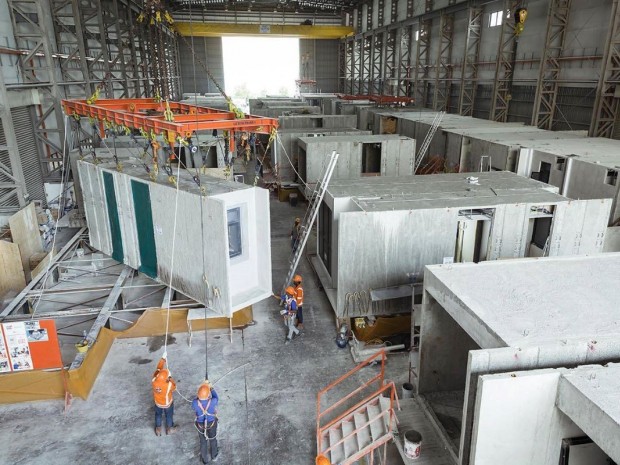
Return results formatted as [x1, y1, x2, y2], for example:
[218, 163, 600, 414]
[188, 2, 209, 381]
[31, 115, 71, 319]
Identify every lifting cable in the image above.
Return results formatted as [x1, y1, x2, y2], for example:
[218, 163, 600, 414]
[30, 115, 71, 319]
[162, 138, 183, 367]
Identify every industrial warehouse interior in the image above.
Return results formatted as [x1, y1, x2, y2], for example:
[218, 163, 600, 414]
[1, 0, 620, 464]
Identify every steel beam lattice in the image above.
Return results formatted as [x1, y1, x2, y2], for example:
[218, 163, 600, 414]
[8, 0, 66, 177]
[532, 0, 572, 129]
[433, 13, 454, 111]
[590, 0, 620, 138]
[458, 6, 483, 116]
[414, 19, 432, 107]
[490, 0, 520, 122]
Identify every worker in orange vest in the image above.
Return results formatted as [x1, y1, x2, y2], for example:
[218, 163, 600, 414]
[280, 286, 300, 343]
[151, 352, 177, 436]
[293, 274, 304, 331]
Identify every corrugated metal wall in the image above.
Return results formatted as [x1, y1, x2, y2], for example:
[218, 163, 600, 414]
[11, 107, 46, 205]
[178, 37, 225, 95]
[300, 39, 339, 93]
[0, 106, 46, 211]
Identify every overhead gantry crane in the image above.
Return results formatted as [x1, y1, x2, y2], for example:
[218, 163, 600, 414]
[62, 97, 278, 153]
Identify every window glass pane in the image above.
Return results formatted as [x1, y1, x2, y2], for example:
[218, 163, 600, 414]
[227, 208, 242, 258]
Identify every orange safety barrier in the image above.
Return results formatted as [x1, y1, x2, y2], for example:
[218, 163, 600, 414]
[0, 306, 253, 404]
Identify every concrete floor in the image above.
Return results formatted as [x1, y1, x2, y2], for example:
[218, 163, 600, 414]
[0, 193, 409, 465]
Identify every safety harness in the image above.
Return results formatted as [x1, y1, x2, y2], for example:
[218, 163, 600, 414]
[194, 397, 218, 439]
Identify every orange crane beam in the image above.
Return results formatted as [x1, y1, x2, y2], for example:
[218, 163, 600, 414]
[62, 98, 278, 146]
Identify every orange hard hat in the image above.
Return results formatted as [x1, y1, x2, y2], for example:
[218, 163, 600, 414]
[316, 456, 331, 465]
[197, 383, 211, 400]
[293, 275, 302, 283]
[285, 286, 295, 296]
[156, 369, 169, 382]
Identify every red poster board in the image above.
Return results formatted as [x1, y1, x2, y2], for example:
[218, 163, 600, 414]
[0, 320, 63, 372]
[26, 320, 63, 370]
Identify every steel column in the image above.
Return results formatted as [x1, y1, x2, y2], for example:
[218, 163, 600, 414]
[532, 0, 572, 129]
[433, 13, 454, 111]
[458, 6, 483, 116]
[590, 0, 620, 138]
[8, 0, 66, 177]
[490, 0, 520, 122]
[414, 19, 432, 107]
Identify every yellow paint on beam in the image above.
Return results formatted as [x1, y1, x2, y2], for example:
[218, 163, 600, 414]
[174, 22, 355, 39]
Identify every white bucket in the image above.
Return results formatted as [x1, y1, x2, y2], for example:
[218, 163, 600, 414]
[404, 430, 422, 459]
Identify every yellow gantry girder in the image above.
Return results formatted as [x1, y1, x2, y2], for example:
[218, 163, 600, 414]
[174, 22, 355, 39]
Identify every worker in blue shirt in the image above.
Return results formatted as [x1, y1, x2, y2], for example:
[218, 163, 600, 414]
[281, 286, 300, 343]
[193, 381, 219, 464]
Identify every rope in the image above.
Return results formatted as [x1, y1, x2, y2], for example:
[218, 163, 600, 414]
[187, 2, 209, 380]
[163, 141, 183, 359]
[275, 134, 310, 191]
[31, 115, 70, 319]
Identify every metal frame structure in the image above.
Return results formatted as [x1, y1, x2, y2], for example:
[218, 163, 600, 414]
[317, 350, 397, 465]
[62, 99, 278, 151]
[8, 0, 67, 179]
[0, 71, 28, 211]
[458, 6, 483, 116]
[5, 0, 181, 190]
[371, 32, 384, 95]
[433, 12, 454, 111]
[490, 0, 520, 122]
[413, 18, 432, 107]
[590, 0, 620, 138]
[532, 0, 572, 130]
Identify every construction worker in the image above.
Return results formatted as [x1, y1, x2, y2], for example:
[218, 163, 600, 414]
[151, 353, 177, 436]
[281, 286, 300, 343]
[193, 381, 219, 464]
[293, 275, 304, 331]
[291, 217, 301, 252]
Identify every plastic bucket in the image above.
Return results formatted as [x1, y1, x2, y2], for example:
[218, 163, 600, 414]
[402, 382, 414, 399]
[404, 430, 422, 459]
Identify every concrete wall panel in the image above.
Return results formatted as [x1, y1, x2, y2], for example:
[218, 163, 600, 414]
[470, 370, 583, 465]
[336, 208, 456, 317]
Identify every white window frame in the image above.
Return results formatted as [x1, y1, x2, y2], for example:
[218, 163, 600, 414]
[489, 10, 503, 27]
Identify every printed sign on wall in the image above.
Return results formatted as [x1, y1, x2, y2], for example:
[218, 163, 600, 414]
[2, 322, 34, 371]
[0, 330, 10, 373]
[0, 320, 62, 373]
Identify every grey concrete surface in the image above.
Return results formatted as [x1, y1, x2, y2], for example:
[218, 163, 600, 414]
[0, 194, 408, 465]
[424, 253, 620, 349]
[557, 364, 620, 464]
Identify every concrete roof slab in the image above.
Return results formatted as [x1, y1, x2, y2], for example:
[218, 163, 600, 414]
[425, 254, 620, 348]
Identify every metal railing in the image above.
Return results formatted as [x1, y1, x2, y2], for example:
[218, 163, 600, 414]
[316, 350, 399, 465]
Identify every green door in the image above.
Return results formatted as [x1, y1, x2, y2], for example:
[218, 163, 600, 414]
[102, 171, 124, 263]
[131, 180, 158, 278]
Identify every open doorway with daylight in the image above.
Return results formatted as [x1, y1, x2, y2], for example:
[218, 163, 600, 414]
[222, 36, 299, 111]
